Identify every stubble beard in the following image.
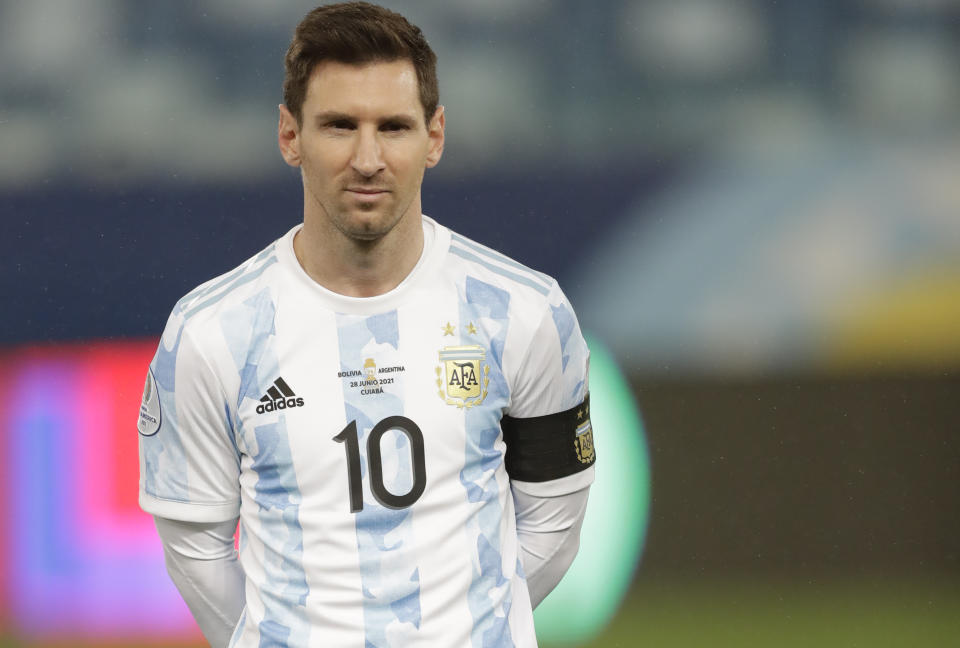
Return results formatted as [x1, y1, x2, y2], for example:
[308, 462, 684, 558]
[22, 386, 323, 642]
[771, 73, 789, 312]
[333, 199, 401, 244]
[300, 178, 377, 244]
[301, 161, 422, 248]
[323, 190, 420, 246]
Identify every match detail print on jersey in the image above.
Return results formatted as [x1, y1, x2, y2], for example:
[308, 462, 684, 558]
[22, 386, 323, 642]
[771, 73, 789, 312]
[501, 394, 595, 482]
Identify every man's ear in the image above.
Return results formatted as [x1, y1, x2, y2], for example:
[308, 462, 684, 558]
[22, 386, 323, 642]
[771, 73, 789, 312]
[425, 105, 445, 168]
[278, 104, 302, 167]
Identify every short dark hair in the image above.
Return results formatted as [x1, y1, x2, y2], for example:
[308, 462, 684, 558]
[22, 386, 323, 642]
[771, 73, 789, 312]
[283, 2, 439, 126]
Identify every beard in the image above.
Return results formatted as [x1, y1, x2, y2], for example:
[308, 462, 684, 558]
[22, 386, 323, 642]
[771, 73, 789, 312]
[304, 180, 415, 244]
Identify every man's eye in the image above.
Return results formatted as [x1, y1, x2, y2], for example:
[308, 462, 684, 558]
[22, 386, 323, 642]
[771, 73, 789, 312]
[328, 120, 354, 130]
[382, 122, 409, 132]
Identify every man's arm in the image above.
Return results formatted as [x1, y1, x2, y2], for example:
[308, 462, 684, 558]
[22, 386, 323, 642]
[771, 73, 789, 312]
[513, 485, 589, 608]
[139, 314, 246, 643]
[504, 281, 595, 607]
[154, 516, 245, 648]
[503, 396, 595, 608]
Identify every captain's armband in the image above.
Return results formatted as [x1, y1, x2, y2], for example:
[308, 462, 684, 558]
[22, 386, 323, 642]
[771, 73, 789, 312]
[501, 394, 595, 482]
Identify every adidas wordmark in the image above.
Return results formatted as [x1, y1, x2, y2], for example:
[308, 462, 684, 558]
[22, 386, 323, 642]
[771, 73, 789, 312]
[256, 376, 305, 414]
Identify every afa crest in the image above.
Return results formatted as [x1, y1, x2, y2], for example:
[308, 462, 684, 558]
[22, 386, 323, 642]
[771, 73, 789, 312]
[436, 345, 490, 408]
[574, 420, 595, 464]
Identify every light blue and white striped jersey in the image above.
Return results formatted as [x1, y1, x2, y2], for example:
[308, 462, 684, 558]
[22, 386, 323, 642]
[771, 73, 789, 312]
[138, 215, 592, 648]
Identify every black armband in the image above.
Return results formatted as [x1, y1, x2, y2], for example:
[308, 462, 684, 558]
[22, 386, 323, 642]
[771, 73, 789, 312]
[501, 394, 595, 482]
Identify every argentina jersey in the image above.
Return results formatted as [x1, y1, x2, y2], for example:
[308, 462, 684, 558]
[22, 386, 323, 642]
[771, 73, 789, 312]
[138, 215, 592, 647]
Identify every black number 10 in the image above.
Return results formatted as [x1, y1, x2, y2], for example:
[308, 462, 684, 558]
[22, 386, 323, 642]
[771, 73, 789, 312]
[333, 416, 427, 513]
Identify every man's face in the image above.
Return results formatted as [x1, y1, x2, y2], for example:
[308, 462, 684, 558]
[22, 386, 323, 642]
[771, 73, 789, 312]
[279, 59, 444, 242]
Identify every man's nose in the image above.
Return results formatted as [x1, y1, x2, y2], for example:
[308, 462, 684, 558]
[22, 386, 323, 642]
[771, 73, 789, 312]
[351, 127, 385, 177]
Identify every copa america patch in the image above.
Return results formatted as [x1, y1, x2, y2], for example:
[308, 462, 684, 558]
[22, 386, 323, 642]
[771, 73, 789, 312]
[137, 369, 162, 436]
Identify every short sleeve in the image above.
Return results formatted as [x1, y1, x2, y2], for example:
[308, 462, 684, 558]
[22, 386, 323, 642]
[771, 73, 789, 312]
[509, 283, 589, 417]
[507, 283, 594, 496]
[138, 316, 241, 523]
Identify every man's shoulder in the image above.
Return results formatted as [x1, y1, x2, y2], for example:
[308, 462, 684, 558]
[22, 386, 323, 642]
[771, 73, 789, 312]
[167, 233, 287, 331]
[441, 226, 559, 303]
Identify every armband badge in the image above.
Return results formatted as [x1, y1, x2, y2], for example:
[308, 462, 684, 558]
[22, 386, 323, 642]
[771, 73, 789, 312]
[574, 420, 595, 464]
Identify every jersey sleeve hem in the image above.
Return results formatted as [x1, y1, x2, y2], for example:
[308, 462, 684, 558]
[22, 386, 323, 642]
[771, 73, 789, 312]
[140, 492, 241, 524]
[511, 465, 594, 497]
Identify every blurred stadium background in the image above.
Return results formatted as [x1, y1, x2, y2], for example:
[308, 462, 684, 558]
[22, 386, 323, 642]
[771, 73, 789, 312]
[1, 0, 958, 646]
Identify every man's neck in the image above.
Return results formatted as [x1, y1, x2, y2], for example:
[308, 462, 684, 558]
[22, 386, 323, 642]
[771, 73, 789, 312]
[293, 211, 425, 298]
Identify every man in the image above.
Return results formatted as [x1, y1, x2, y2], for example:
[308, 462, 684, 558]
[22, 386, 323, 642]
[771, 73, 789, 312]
[138, 3, 594, 646]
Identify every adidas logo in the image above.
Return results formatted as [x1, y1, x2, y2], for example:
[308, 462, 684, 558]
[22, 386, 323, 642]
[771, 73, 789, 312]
[256, 377, 305, 414]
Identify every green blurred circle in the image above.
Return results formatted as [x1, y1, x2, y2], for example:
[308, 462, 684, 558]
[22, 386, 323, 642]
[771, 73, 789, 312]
[533, 335, 650, 644]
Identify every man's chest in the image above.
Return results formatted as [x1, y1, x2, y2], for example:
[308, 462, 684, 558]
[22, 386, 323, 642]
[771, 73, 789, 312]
[229, 302, 514, 514]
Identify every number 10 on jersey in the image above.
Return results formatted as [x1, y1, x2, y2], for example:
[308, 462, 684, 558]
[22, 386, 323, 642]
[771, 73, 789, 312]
[333, 416, 427, 513]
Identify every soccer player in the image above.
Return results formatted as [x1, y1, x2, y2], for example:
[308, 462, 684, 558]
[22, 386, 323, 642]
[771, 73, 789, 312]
[137, 3, 594, 646]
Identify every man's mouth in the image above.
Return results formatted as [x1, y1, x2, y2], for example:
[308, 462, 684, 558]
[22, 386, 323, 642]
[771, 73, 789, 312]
[346, 187, 389, 195]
